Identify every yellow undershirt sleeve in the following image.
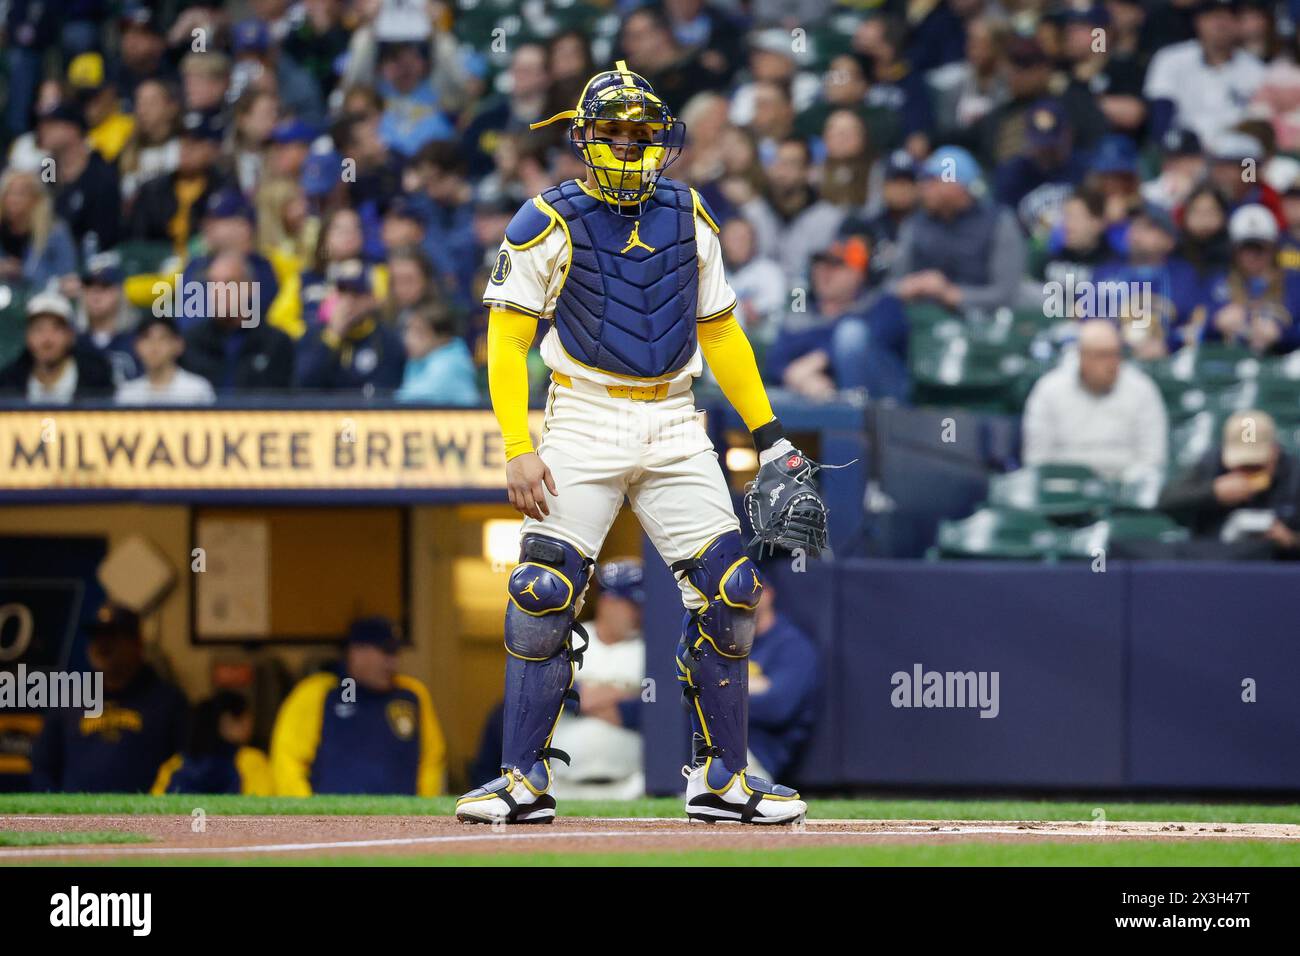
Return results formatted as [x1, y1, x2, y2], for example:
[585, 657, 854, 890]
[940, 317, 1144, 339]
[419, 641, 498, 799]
[487, 307, 540, 461]
[697, 312, 776, 432]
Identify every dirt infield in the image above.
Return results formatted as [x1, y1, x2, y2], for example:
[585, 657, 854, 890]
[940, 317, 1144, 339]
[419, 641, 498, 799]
[1, 815, 1297, 862]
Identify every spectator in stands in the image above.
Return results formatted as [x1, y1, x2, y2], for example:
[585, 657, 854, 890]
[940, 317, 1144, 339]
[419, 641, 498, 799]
[1176, 183, 1233, 293]
[181, 190, 283, 332]
[383, 245, 437, 328]
[549, 559, 648, 799]
[1202, 204, 1300, 353]
[130, 110, 231, 251]
[617, 5, 729, 107]
[410, 141, 477, 302]
[1159, 409, 1300, 558]
[31, 604, 189, 793]
[181, 251, 296, 392]
[0, 292, 113, 403]
[768, 238, 910, 403]
[1206, 131, 1281, 221]
[972, 36, 1055, 168]
[1143, 0, 1265, 142]
[117, 315, 216, 406]
[1086, 134, 1144, 240]
[69, 53, 135, 165]
[114, 5, 176, 102]
[376, 41, 455, 159]
[818, 109, 874, 209]
[282, 0, 351, 102]
[1141, 128, 1205, 212]
[841, 149, 919, 288]
[36, 101, 122, 261]
[1093, 204, 1205, 355]
[270, 616, 446, 796]
[230, 18, 325, 128]
[1031, 186, 1115, 288]
[396, 301, 479, 405]
[722, 215, 787, 345]
[460, 42, 552, 177]
[1022, 319, 1168, 482]
[0, 168, 78, 291]
[758, 137, 846, 282]
[1058, 2, 1146, 145]
[929, 14, 1007, 143]
[152, 691, 273, 796]
[78, 253, 141, 384]
[179, 51, 231, 114]
[1280, 181, 1300, 273]
[296, 260, 405, 391]
[232, 90, 283, 195]
[747, 573, 819, 783]
[890, 146, 1025, 313]
[118, 78, 182, 203]
[995, 100, 1088, 232]
[854, 13, 933, 156]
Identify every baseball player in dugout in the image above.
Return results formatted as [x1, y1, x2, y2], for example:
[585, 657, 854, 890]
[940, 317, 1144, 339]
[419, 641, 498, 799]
[456, 61, 833, 826]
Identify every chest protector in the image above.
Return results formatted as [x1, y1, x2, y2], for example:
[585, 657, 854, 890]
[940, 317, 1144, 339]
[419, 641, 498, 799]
[541, 178, 698, 378]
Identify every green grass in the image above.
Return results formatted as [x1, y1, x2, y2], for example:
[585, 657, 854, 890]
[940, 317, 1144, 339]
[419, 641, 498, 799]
[1, 793, 1296, 825]
[37, 842, 1300, 867]
[0, 830, 152, 847]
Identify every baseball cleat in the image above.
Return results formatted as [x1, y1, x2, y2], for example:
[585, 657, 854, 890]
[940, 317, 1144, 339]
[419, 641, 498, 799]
[456, 767, 557, 824]
[681, 763, 807, 825]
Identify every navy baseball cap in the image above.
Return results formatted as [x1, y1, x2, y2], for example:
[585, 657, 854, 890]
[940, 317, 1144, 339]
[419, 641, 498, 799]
[330, 259, 373, 294]
[88, 603, 141, 640]
[302, 150, 343, 197]
[386, 195, 425, 222]
[205, 188, 256, 222]
[232, 19, 272, 55]
[82, 251, 125, 285]
[1160, 127, 1201, 157]
[36, 101, 86, 131]
[1058, 1, 1109, 26]
[269, 119, 316, 145]
[1135, 202, 1177, 237]
[883, 148, 918, 180]
[136, 313, 182, 337]
[1025, 99, 1070, 149]
[346, 616, 400, 653]
[597, 559, 645, 605]
[180, 109, 226, 143]
[1090, 135, 1138, 175]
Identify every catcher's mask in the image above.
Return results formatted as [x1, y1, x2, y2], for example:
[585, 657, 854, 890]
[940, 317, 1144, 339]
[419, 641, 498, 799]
[530, 60, 686, 217]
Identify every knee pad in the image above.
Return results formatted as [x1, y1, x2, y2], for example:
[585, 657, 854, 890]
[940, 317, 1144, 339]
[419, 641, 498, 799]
[672, 530, 762, 659]
[505, 534, 593, 661]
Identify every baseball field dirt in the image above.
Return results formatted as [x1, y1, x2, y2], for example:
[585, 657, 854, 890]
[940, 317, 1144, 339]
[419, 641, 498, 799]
[2, 812, 1299, 866]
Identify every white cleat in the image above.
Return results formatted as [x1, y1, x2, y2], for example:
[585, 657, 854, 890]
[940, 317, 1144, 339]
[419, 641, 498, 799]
[682, 763, 807, 825]
[455, 768, 557, 825]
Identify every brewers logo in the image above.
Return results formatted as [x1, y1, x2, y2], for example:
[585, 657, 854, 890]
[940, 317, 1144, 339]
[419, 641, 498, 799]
[386, 699, 417, 740]
[490, 250, 512, 285]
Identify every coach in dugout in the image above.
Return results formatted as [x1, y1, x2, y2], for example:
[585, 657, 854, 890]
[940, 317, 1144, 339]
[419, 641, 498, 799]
[31, 603, 189, 793]
[269, 617, 446, 796]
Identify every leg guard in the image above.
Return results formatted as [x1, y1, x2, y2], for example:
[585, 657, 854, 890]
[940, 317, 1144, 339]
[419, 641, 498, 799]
[501, 533, 593, 790]
[672, 531, 762, 787]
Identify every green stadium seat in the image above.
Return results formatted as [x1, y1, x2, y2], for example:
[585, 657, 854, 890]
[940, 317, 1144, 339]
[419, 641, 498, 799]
[0, 282, 30, 370]
[935, 507, 1064, 560]
[987, 463, 1114, 517]
[1057, 512, 1190, 559]
[115, 240, 174, 277]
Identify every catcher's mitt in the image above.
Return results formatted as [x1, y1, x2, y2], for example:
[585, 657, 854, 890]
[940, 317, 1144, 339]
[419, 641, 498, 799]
[744, 447, 835, 559]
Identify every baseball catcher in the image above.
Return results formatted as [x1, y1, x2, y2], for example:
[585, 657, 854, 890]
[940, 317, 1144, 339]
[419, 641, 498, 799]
[456, 61, 830, 826]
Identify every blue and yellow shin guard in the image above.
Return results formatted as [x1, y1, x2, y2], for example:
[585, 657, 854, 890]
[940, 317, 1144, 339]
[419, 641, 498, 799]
[501, 534, 593, 791]
[672, 531, 763, 789]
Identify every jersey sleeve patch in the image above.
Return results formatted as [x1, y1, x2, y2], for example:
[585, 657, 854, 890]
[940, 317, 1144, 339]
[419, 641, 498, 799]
[505, 198, 557, 249]
[691, 188, 722, 234]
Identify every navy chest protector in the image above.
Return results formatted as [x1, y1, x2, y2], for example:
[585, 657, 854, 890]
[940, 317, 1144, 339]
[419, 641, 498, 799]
[541, 179, 699, 378]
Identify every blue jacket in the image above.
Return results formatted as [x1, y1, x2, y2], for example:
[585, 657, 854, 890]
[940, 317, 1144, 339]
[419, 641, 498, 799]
[748, 613, 820, 779]
[396, 338, 481, 405]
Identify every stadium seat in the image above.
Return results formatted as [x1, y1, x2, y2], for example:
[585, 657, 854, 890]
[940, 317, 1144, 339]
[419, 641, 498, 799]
[0, 282, 30, 370]
[933, 506, 1064, 560]
[986, 464, 1114, 517]
[1056, 511, 1190, 559]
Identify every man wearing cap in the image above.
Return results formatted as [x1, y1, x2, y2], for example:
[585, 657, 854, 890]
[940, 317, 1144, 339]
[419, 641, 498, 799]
[546, 560, 649, 799]
[296, 260, 406, 391]
[1159, 409, 1300, 558]
[1203, 203, 1300, 353]
[36, 100, 122, 258]
[1143, 0, 1266, 142]
[994, 98, 1089, 222]
[117, 315, 216, 406]
[114, 4, 177, 103]
[269, 617, 446, 796]
[890, 145, 1025, 313]
[0, 292, 113, 403]
[1206, 131, 1284, 223]
[30, 604, 189, 793]
[78, 253, 142, 383]
[840, 149, 919, 286]
[1022, 319, 1168, 483]
[376, 41, 457, 159]
[970, 36, 1056, 168]
[231, 18, 325, 129]
[130, 110, 233, 249]
[178, 189, 282, 331]
[68, 52, 135, 163]
[1141, 128, 1206, 211]
[179, 250, 296, 391]
[767, 237, 910, 402]
[856, 14, 935, 155]
[1058, 2, 1147, 144]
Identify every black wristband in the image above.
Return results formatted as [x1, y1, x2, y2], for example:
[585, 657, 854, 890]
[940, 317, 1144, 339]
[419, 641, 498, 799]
[751, 418, 785, 453]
